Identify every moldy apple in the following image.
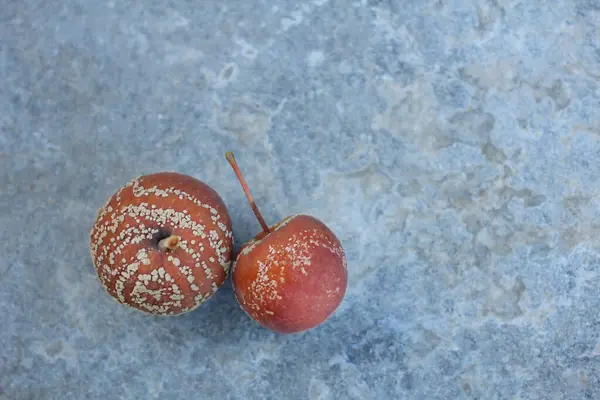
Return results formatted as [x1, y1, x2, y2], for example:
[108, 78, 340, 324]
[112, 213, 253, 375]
[89, 172, 234, 316]
[225, 152, 348, 334]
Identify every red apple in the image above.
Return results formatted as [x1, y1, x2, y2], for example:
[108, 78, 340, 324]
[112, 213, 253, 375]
[89, 172, 234, 316]
[225, 152, 348, 334]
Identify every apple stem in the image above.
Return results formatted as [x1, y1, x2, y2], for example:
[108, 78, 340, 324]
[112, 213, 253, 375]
[225, 151, 271, 234]
[158, 235, 180, 251]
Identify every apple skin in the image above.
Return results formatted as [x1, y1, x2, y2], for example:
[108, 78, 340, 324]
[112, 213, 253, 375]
[89, 172, 234, 316]
[231, 214, 348, 334]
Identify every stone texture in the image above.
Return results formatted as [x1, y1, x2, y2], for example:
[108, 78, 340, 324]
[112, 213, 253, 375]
[1, 0, 600, 399]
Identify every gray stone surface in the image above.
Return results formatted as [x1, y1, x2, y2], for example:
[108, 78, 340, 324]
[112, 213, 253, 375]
[1, 0, 600, 398]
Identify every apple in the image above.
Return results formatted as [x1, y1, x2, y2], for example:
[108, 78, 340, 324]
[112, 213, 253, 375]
[225, 152, 347, 333]
[89, 172, 234, 316]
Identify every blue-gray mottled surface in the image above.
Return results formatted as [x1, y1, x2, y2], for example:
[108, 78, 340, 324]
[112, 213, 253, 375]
[1, 0, 600, 399]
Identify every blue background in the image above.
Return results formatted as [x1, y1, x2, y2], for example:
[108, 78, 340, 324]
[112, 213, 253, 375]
[2, 1, 600, 399]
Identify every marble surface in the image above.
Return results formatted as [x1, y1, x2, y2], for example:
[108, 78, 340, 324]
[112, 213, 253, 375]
[2, 0, 600, 398]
